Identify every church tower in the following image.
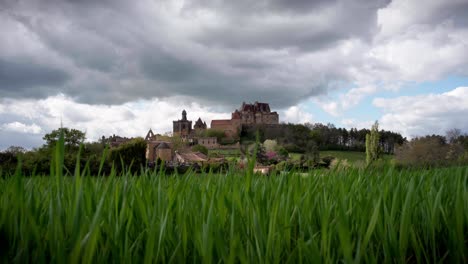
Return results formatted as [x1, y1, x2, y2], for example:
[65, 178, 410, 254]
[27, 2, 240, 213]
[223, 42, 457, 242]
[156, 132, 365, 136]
[173, 110, 192, 137]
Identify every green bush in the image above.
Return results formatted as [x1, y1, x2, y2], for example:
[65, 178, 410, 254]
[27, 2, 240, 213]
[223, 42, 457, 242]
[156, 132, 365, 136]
[192, 144, 208, 155]
[109, 137, 147, 172]
[321, 156, 335, 168]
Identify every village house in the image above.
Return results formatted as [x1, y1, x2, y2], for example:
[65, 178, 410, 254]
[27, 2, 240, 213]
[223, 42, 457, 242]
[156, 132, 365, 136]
[197, 137, 219, 149]
[144, 129, 173, 162]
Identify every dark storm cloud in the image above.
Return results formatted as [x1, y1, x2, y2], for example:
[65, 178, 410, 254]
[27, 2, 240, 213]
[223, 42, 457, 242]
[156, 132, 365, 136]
[0, 0, 398, 108]
[138, 46, 337, 108]
[0, 57, 69, 97]
[411, 1, 468, 28]
[182, 0, 335, 16]
[185, 0, 390, 50]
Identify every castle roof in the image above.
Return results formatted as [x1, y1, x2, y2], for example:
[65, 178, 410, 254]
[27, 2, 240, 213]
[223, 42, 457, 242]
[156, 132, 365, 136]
[156, 142, 171, 150]
[175, 152, 207, 162]
[240, 101, 271, 113]
[194, 117, 205, 126]
[211, 119, 232, 126]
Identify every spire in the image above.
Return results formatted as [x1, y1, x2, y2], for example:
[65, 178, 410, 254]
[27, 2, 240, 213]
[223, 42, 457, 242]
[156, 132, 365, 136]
[182, 110, 187, 121]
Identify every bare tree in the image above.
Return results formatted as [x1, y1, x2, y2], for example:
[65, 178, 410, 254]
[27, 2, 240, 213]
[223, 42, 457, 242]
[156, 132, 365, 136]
[446, 128, 461, 144]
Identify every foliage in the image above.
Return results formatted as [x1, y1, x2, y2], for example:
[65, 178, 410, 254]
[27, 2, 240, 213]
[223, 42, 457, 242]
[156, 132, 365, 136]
[109, 137, 147, 171]
[241, 122, 405, 154]
[277, 146, 289, 159]
[305, 140, 320, 166]
[366, 121, 380, 166]
[1, 137, 109, 177]
[43, 127, 86, 150]
[4, 146, 26, 155]
[249, 142, 268, 165]
[263, 139, 277, 152]
[0, 150, 19, 174]
[394, 135, 467, 168]
[321, 156, 335, 168]
[329, 158, 351, 170]
[192, 144, 208, 155]
[200, 129, 226, 142]
[169, 135, 185, 151]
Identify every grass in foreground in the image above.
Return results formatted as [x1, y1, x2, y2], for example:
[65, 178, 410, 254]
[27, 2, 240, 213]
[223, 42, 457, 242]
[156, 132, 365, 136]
[0, 135, 467, 263]
[0, 163, 467, 263]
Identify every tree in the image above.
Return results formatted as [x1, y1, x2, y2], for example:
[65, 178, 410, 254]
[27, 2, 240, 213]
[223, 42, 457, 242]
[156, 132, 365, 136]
[278, 147, 289, 159]
[5, 146, 26, 155]
[305, 141, 319, 166]
[395, 135, 450, 167]
[192, 144, 208, 155]
[249, 142, 268, 165]
[446, 128, 462, 144]
[263, 139, 277, 152]
[169, 135, 185, 152]
[109, 137, 147, 172]
[366, 121, 380, 165]
[202, 129, 226, 142]
[43, 128, 86, 149]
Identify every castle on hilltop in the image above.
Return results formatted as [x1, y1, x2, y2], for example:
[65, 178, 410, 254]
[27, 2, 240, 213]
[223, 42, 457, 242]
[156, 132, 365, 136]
[172, 101, 279, 138]
[145, 101, 279, 163]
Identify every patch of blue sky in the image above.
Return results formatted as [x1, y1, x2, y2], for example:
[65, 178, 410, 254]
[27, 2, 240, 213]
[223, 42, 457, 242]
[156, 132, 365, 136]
[377, 76, 468, 99]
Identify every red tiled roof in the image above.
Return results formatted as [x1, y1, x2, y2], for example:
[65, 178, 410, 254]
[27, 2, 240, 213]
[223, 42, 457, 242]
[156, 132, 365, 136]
[211, 119, 232, 125]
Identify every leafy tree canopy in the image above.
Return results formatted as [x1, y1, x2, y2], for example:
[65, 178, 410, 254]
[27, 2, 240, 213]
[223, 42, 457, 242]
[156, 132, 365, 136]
[192, 144, 208, 155]
[43, 127, 86, 149]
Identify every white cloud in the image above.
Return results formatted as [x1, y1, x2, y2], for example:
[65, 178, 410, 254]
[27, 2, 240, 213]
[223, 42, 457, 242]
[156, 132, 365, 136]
[314, 100, 339, 117]
[314, 0, 468, 116]
[281, 106, 313, 124]
[377, 0, 468, 37]
[370, 22, 468, 82]
[315, 85, 377, 116]
[341, 118, 374, 130]
[0, 95, 232, 148]
[373, 87, 468, 137]
[1, 0, 468, 147]
[1, 122, 42, 134]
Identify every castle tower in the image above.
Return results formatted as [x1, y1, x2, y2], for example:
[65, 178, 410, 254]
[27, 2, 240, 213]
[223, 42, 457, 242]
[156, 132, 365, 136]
[173, 110, 192, 137]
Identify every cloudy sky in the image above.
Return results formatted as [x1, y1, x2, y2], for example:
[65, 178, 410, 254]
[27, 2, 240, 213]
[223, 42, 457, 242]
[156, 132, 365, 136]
[1, 0, 468, 149]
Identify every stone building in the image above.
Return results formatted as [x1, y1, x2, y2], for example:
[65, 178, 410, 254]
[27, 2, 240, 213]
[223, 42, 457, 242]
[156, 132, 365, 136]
[197, 137, 219, 149]
[103, 134, 133, 148]
[144, 129, 173, 162]
[146, 141, 173, 162]
[237, 101, 279, 125]
[193, 117, 207, 132]
[173, 110, 192, 137]
[211, 101, 278, 138]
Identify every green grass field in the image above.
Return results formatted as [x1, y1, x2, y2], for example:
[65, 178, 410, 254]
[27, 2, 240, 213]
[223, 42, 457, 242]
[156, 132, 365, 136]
[208, 148, 241, 157]
[320, 150, 367, 162]
[0, 137, 466, 263]
[1, 164, 467, 263]
[288, 151, 392, 165]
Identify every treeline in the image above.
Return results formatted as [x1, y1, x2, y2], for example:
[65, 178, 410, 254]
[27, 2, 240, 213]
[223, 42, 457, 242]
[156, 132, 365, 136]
[241, 123, 405, 154]
[0, 128, 147, 176]
[394, 132, 468, 168]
